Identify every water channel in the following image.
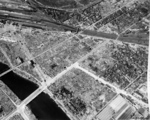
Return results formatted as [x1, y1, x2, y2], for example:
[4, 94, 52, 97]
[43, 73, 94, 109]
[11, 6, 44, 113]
[0, 62, 70, 120]
[28, 92, 70, 120]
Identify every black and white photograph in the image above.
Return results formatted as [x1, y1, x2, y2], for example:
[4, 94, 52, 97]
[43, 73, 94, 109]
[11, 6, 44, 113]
[0, 0, 149, 120]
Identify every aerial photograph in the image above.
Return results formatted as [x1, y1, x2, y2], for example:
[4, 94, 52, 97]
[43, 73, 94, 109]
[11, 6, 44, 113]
[0, 0, 149, 120]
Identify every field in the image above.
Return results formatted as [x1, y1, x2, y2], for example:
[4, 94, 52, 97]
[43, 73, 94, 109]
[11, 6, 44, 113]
[48, 68, 116, 119]
[80, 40, 148, 89]
[0, 89, 16, 119]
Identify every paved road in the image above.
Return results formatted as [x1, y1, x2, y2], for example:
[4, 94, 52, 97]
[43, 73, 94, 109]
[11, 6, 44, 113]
[4, 62, 80, 120]
[76, 64, 148, 107]
[81, 29, 148, 46]
[3, 85, 46, 120]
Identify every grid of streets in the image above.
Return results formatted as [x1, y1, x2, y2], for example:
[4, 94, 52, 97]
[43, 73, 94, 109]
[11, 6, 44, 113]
[0, 0, 149, 120]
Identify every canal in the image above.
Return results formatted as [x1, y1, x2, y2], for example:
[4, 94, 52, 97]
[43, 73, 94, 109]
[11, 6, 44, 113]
[28, 92, 71, 120]
[0, 62, 9, 75]
[0, 62, 70, 120]
[0, 62, 38, 100]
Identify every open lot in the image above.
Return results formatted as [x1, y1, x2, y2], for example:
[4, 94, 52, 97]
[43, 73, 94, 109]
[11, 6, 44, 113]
[80, 40, 148, 89]
[0, 89, 16, 119]
[48, 68, 116, 120]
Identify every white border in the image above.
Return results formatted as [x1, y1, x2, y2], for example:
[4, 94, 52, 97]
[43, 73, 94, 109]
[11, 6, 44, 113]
[148, 22, 150, 111]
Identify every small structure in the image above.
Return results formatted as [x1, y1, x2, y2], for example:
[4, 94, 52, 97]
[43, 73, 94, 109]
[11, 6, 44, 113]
[16, 57, 24, 65]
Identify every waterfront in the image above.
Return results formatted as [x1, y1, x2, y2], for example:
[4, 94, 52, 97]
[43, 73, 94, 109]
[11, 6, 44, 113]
[0, 63, 38, 100]
[28, 92, 70, 120]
